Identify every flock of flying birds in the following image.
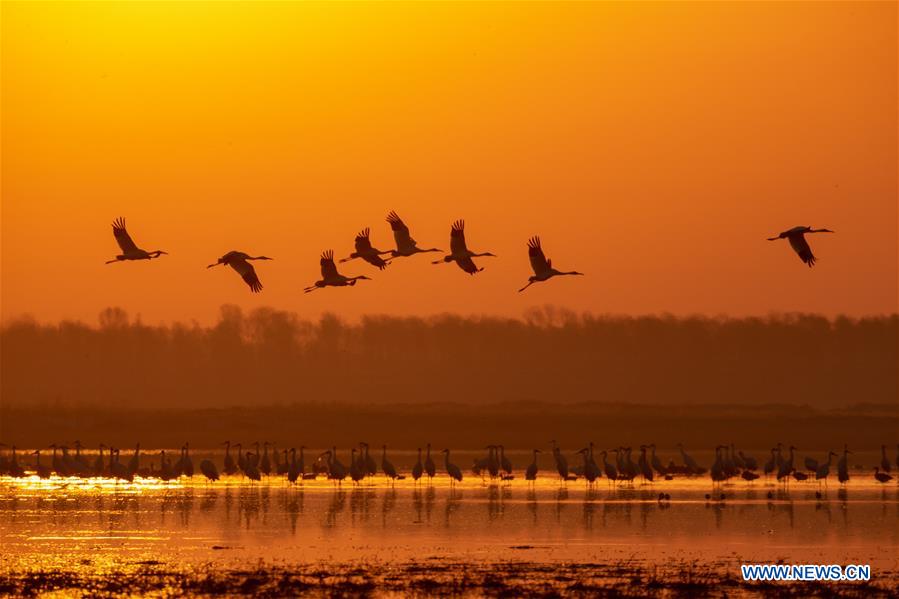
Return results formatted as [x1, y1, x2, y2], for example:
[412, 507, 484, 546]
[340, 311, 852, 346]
[104, 214, 835, 294]
[3, 441, 895, 488]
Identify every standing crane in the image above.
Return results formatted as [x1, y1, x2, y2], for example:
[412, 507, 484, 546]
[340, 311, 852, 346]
[525, 449, 540, 482]
[304, 250, 370, 292]
[837, 446, 851, 484]
[412, 448, 424, 483]
[207, 251, 272, 292]
[424, 443, 436, 483]
[432, 220, 495, 274]
[361, 442, 378, 477]
[340, 228, 392, 270]
[874, 467, 893, 484]
[443, 449, 463, 485]
[32, 450, 52, 479]
[677, 443, 701, 476]
[223, 441, 237, 475]
[518, 237, 584, 292]
[200, 459, 220, 482]
[550, 440, 569, 481]
[777, 446, 796, 483]
[105, 217, 167, 264]
[385, 211, 441, 259]
[381, 445, 399, 482]
[767, 226, 834, 267]
[815, 451, 837, 486]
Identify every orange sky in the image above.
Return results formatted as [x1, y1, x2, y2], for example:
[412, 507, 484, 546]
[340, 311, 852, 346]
[2, 1, 896, 325]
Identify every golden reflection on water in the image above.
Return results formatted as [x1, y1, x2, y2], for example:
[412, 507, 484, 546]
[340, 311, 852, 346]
[3, 446, 898, 595]
[2, 470, 898, 595]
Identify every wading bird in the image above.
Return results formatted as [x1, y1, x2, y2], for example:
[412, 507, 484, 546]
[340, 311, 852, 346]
[341, 228, 392, 270]
[677, 443, 701, 476]
[105, 217, 167, 264]
[767, 226, 834, 267]
[837, 446, 850, 484]
[525, 449, 540, 482]
[518, 237, 584, 292]
[207, 251, 272, 292]
[382, 445, 399, 482]
[32, 450, 51, 479]
[385, 211, 441, 260]
[200, 459, 220, 482]
[223, 441, 237, 475]
[412, 448, 424, 482]
[349, 449, 365, 484]
[550, 440, 569, 481]
[815, 451, 837, 485]
[874, 467, 893, 484]
[304, 250, 370, 292]
[777, 446, 796, 483]
[432, 220, 495, 274]
[443, 449, 463, 484]
[880, 445, 891, 473]
[424, 444, 436, 482]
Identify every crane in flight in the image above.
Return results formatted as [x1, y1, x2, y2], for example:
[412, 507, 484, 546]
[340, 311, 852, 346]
[385, 211, 442, 260]
[432, 220, 495, 274]
[518, 236, 584, 292]
[304, 250, 371, 293]
[340, 228, 392, 270]
[767, 226, 834, 267]
[105, 218, 167, 264]
[207, 251, 272, 293]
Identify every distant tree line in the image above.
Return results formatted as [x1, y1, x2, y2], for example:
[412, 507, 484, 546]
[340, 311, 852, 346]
[1, 306, 896, 409]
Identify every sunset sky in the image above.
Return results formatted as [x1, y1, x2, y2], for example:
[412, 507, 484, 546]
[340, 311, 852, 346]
[2, 1, 896, 325]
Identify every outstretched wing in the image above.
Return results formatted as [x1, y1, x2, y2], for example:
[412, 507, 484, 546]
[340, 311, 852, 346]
[354, 228, 374, 253]
[320, 250, 339, 278]
[111, 217, 139, 253]
[228, 259, 263, 292]
[527, 236, 551, 276]
[386, 211, 415, 249]
[457, 255, 481, 275]
[788, 234, 816, 267]
[450, 220, 468, 255]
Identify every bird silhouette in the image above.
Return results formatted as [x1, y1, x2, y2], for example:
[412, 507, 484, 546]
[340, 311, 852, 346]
[341, 228, 392, 270]
[412, 448, 424, 482]
[525, 449, 540, 481]
[550, 440, 569, 480]
[424, 443, 436, 482]
[443, 448, 463, 484]
[874, 467, 893, 484]
[207, 251, 272, 292]
[381, 445, 399, 482]
[105, 217, 167, 264]
[815, 451, 837, 485]
[837, 446, 850, 484]
[305, 250, 371, 292]
[518, 236, 583, 292]
[199, 459, 220, 482]
[432, 220, 495, 274]
[385, 211, 441, 259]
[767, 226, 834, 267]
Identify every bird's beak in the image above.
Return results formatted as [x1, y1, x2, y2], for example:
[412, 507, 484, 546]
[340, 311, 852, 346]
[207, 263, 218, 268]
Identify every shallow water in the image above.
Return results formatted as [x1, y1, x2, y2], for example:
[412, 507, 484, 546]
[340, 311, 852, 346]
[2, 449, 898, 597]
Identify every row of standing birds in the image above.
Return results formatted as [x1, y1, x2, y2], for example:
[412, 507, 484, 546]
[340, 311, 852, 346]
[105, 214, 834, 294]
[709, 443, 898, 487]
[2, 442, 896, 486]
